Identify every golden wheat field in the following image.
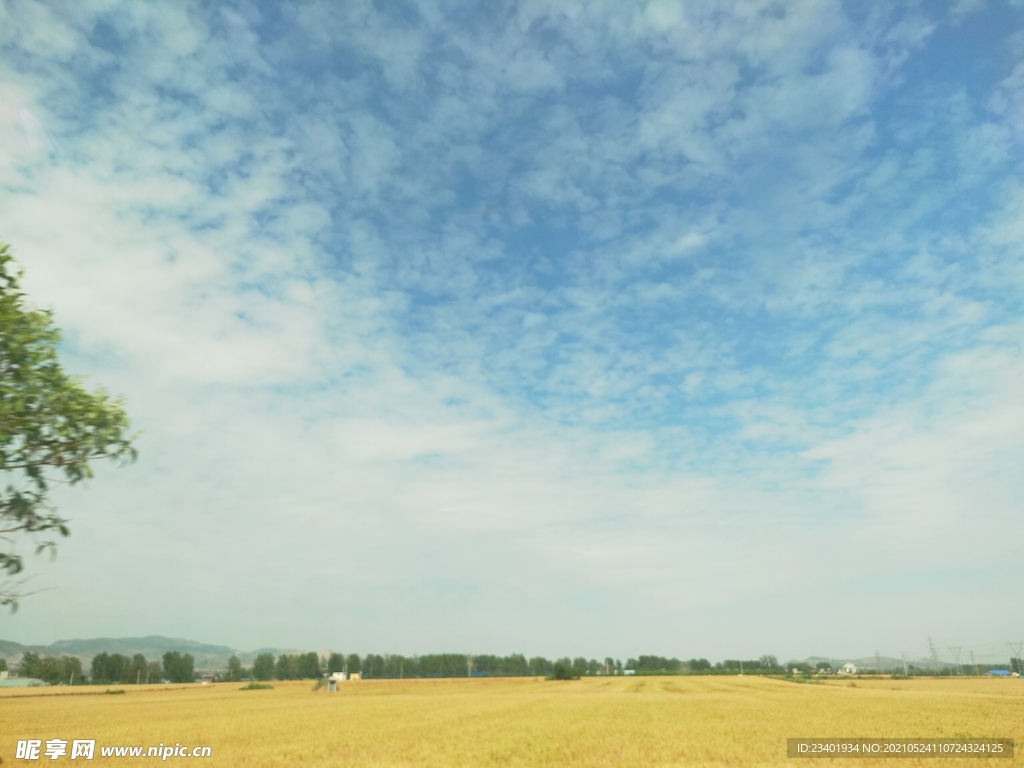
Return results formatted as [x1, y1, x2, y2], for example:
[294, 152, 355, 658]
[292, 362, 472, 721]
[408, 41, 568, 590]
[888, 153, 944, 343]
[1, 675, 1021, 767]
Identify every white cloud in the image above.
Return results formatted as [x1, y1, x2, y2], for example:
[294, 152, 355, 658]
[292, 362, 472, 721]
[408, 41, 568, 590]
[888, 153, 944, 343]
[0, 0, 1021, 662]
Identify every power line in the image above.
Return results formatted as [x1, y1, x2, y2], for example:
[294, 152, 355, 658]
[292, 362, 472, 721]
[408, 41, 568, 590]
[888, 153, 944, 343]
[948, 646, 963, 676]
[1009, 642, 1023, 674]
[928, 637, 939, 677]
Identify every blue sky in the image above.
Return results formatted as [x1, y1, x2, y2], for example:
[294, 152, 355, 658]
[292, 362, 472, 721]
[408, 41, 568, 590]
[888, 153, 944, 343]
[1, 0, 1022, 664]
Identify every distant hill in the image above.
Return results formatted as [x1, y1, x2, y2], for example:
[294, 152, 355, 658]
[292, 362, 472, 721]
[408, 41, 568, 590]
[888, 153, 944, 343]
[49, 635, 236, 658]
[0, 639, 51, 658]
[0, 636, 301, 672]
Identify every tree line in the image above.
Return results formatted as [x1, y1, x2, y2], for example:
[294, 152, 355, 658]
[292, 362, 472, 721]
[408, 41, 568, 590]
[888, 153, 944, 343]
[10, 650, 794, 684]
[249, 653, 596, 680]
[16, 651, 197, 685]
[245, 652, 786, 680]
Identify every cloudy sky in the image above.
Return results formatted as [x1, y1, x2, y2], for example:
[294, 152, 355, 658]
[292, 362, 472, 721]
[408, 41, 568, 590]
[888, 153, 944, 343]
[1, 0, 1022, 664]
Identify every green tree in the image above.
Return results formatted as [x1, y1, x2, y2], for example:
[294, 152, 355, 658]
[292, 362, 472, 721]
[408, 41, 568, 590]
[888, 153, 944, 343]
[499, 654, 529, 676]
[0, 657, 6, 671]
[21, 653, 81, 685]
[635, 655, 682, 673]
[128, 653, 148, 684]
[275, 654, 296, 680]
[179, 653, 195, 683]
[327, 653, 345, 674]
[63, 655, 83, 684]
[362, 653, 387, 678]
[296, 652, 321, 679]
[89, 652, 106, 682]
[549, 658, 575, 680]
[383, 654, 409, 678]
[19, 651, 40, 677]
[0, 244, 136, 609]
[252, 653, 274, 681]
[226, 655, 242, 682]
[91, 652, 131, 683]
[33, 656, 63, 683]
[162, 651, 195, 683]
[528, 656, 552, 676]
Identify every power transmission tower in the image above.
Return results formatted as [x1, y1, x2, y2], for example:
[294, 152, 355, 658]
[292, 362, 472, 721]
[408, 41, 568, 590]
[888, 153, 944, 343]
[1009, 642, 1023, 674]
[901, 652, 908, 677]
[948, 646, 963, 676]
[970, 651, 978, 677]
[875, 651, 881, 675]
[466, 655, 474, 678]
[928, 638, 939, 676]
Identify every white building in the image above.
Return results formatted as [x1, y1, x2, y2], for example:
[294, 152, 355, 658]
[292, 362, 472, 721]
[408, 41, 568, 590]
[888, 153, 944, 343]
[326, 672, 346, 692]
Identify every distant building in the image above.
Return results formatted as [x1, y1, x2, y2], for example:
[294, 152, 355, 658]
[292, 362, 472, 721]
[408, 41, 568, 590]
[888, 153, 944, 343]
[327, 672, 346, 692]
[326, 671, 363, 690]
[842, 663, 857, 675]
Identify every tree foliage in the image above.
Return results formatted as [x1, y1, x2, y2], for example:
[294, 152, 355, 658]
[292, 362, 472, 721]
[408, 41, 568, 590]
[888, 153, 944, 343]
[19, 652, 82, 685]
[549, 659, 576, 680]
[252, 653, 274, 681]
[162, 651, 195, 683]
[269, 652, 322, 680]
[91, 652, 133, 683]
[227, 654, 242, 682]
[0, 243, 136, 609]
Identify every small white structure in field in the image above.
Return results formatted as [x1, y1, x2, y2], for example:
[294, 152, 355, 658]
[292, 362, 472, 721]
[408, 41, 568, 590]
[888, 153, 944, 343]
[327, 672, 346, 692]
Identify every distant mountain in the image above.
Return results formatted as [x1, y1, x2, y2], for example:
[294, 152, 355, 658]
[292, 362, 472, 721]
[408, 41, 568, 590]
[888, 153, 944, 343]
[0, 635, 304, 672]
[49, 635, 236, 658]
[0, 639, 51, 658]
